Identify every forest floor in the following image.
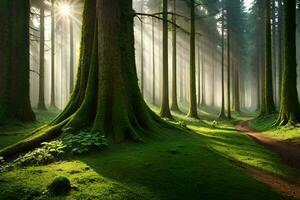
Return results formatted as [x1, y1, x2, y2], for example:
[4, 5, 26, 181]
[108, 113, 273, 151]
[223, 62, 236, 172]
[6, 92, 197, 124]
[0, 107, 298, 200]
[236, 121, 300, 200]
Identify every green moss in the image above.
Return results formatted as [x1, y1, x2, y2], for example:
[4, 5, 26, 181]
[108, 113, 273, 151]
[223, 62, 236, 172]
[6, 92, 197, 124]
[0, 110, 293, 200]
[250, 114, 300, 143]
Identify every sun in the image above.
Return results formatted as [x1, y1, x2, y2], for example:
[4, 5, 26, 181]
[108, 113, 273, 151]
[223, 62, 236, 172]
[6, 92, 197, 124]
[59, 3, 71, 16]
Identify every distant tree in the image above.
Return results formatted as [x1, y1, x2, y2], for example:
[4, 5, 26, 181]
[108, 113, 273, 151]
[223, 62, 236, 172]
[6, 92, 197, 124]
[38, 2, 46, 110]
[276, 0, 300, 125]
[219, 2, 226, 118]
[260, 0, 276, 115]
[171, 0, 180, 112]
[160, 0, 173, 119]
[50, 0, 57, 108]
[0, 0, 36, 123]
[187, 0, 199, 119]
[69, 12, 75, 94]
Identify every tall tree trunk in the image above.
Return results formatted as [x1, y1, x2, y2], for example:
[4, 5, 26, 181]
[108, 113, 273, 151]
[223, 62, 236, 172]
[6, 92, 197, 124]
[227, 28, 231, 119]
[152, 18, 156, 105]
[0, 0, 169, 158]
[277, 0, 283, 104]
[211, 44, 215, 107]
[197, 36, 201, 108]
[219, 6, 226, 118]
[233, 47, 240, 113]
[50, 0, 57, 108]
[261, 0, 275, 115]
[201, 40, 206, 106]
[160, 0, 173, 118]
[171, 0, 180, 112]
[0, 0, 35, 123]
[69, 17, 74, 94]
[187, 0, 198, 119]
[38, 5, 46, 110]
[271, 0, 277, 105]
[140, 1, 144, 97]
[276, 0, 300, 125]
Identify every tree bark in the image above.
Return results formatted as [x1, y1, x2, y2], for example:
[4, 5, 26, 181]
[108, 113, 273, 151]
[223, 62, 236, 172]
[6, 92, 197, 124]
[0, 0, 36, 123]
[187, 0, 199, 119]
[38, 5, 46, 110]
[69, 17, 74, 94]
[227, 28, 231, 119]
[260, 0, 276, 115]
[152, 18, 156, 105]
[171, 0, 180, 112]
[276, 0, 300, 125]
[219, 6, 226, 118]
[160, 0, 173, 119]
[50, 0, 57, 108]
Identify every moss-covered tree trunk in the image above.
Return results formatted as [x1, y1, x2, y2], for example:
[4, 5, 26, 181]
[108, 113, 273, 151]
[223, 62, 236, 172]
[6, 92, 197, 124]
[171, 0, 180, 112]
[260, 0, 275, 115]
[0, 0, 168, 158]
[0, 0, 35, 123]
[160, 0, 173, 119]
[187, 0, 199, 119]
[276, 0, 300, 125]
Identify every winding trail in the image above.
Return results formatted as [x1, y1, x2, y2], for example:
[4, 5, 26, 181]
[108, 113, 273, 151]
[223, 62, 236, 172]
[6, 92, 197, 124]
[235, 121, 300, 200]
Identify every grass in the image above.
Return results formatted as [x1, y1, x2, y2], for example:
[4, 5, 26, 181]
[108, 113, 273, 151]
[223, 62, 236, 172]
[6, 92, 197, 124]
[0, 107, 293, 200]
[249, 114, 300, 143]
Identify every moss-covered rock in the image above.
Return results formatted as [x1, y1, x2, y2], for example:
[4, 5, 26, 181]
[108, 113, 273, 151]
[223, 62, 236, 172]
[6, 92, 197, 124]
[47, 176, 71, 196]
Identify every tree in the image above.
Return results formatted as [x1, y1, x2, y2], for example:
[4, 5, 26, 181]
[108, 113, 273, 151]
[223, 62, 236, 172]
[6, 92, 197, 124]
[260, 0, 276, 115]
[227, 28, 231, 119]
[69, 14, 75, 94]
[160, 0, 173, 119]
[171, 0, 180, 112]
[187, 0, 199, 119]
[219, 3, 226, 118]
[0, 0, 35, 123]
[50, 0, 57, 108]
[38, 3, 46, 110]
[277, 0, 283, 104]
[140, 0, 144, 97]
[276, 0, 300, 125]
[152, 17, 156, 104]
[0, 0, 168, 158]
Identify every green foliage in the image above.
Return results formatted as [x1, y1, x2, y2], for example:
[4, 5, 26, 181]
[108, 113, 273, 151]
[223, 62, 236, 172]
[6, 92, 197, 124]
[13, 141, 65, 167]
[47, 176, 71, 196]
[63, 131, 108, 155]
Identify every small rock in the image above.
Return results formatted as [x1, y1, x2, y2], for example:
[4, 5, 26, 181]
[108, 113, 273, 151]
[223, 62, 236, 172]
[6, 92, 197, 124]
[47, 176, 71, 196]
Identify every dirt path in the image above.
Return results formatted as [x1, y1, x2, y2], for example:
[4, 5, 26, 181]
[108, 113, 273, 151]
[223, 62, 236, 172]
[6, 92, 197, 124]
[235, 121, 300, 200]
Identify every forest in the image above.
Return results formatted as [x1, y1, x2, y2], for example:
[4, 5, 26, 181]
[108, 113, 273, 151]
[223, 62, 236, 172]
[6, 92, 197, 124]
[0, 0, 300, 199]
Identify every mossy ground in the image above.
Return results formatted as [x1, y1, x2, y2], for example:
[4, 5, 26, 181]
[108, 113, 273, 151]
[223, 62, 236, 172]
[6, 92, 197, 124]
[0, 106, 293, 200]
[0, 108, 59, 149]
[249, 114, 300, 143]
